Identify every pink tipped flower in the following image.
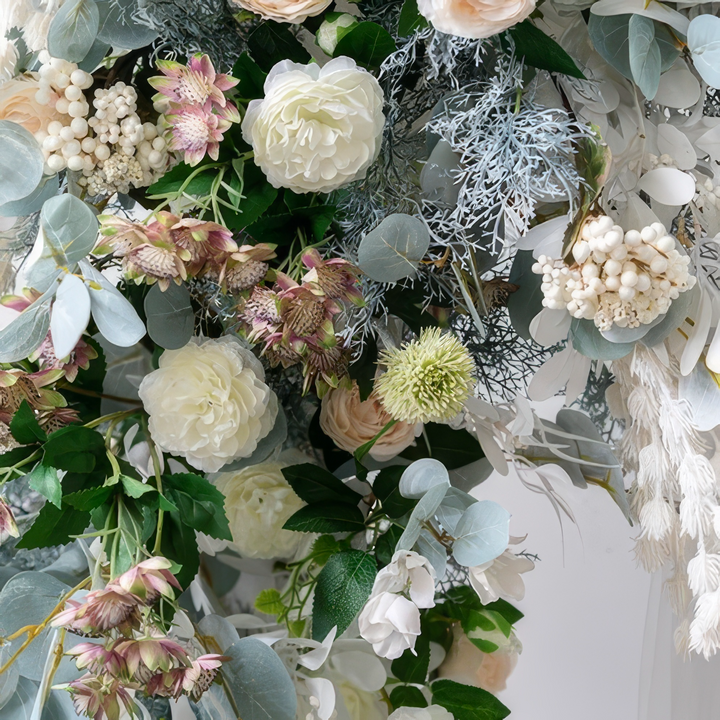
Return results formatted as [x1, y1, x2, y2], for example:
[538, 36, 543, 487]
[67, 643, 126, 677]
[149, 54, 238, 112]
[68, 673, 137, 720]
[52, 587, 141, 635]
[301, 249, 364, 306]
[97, 215, 153, 256]
[114, 636, 190, 683]
[124, 240, 188, 291]
[112, 557, 182, 605]
[147, 653, 228, 702]
[165, 104, 235, 167]
[31, 333, 98, 381]
[0, 497, 19, 544]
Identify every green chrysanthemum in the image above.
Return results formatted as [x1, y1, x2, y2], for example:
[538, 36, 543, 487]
[375, 327, 476, 424]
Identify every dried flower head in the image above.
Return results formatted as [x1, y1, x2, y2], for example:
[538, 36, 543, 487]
[375, 327, 475, 424]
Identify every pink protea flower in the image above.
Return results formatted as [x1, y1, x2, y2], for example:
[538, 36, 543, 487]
[67, 643, 126, 677]
[147, 653, 227, 702]
[124, 240, 188, 291]
[155, 212, 238, 276]
[219, 243, 276, 293]
[112, 557, 181, 605]
[52, 587, 141, 635]
[164, 104, 236, 167]
[149, 54, 238, 112]
[0, 368, 66, 425]
[0, 497, 19, 544]
[97, 215, 154, 256]
[67, 673, 137, 720]
[114, 636, 190, 683]
[301, 249, 364, 306]
[31, 333, 98, 382]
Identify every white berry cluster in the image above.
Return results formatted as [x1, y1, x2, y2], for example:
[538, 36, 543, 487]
[33, 53, 169, 196]
[695, 177, 720, 211]
[34, 51, 94, 173]
[532, 215, 696, 331]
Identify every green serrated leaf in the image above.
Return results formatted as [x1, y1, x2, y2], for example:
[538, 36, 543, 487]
[16, 502, 90, 549]
[120, 475, 155, 498]
[398, 0, 429, 36]
[163, 473, 232, 541]
[255, 588, 285, 616]
[390, 685, 429, 709]
[392, 633, 430, 683]
[508, 20, 585, 79]
[283, 503, 366, 534]
[27, 462, 61, 508]
[43, 426, 108, 475]
[282, 463, 361, 505]
[312, 550, 377, 640]
[311, 535, 342, 566]
[9, 401, 46, 445]
[333, 21, 396, 69]
[432, 679, 510, 720]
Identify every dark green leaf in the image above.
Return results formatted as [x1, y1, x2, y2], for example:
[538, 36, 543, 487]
[484, 598, 524, 625]
[163, 473, 231, 541]
[432, 679, 511, 720]
[161, 509, 200, 589]
[283, 503, 366, 533]
[391, 686, 428, 709]
[9, 401, 46, 445]
[27, 462, 61, 508]
[63, 485, 113, 511]
[311, 535, 343, 566]
[43, 426, 108, 475]
[232, 51, 267, 100]
[0, 444, 38, 469]
[282, 463, 362, 505]
[16, 502, 90, 549]
[312, 550, 377, 640]
[147, 161, 215, 197]
[373, 466, 416, 519]
[248, 21, 311, 72]
[227, 163, 279, 231]
[508, 21, 585, 79]
[400, 423, 484, 470]
[375, 524, 403, 566]
[398, 0, 429, 36]
[384, 285, 438, 335]
[349, 337, 378, 401]
[333, 21, 396, 69]
[308, 409, 353, 472]
[392, 633, 430, 683]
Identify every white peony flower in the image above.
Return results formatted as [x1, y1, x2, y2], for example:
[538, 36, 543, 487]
[138, 337, 278, 473]
[417, 0, 535, 40]
[242, 57, 385, 194]
[373, 550, 436, 609]
[358, 591, 421, 660]
[214, 461, 306, 560]
[468, 548, 534, 604]
[388, 705, 454, 720]
[228, 0, 332, 24]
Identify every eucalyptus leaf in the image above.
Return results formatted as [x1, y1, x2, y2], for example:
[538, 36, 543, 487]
[399, 458, 451, 499]
[96, 0, 158, 49]
[688, 14, 720, 89]
[51, 273, 91, 359]
[357, 214, 430, 283]
[47, 0, 100, 63]
[41, 194, 98, 266]
[396, 482, 449, 551]
[641, 282, 699, 347]
[0, 121, 45, 207]
[0, 282, 57, 363]
[416, 530, 447, 582]
[628, 14, 661, 99]
[435, 487, 476, 535]
[144, 282, 194, 350]
[80, 260, 146, 347]
[570, 318, 634, 360]
[221, 636, 297, 720]
[451, 500, 510, 567]
[0, 175, 59, 218]
[588, 14, 632, 79]
[507, 250, 544, 342]
[0, 677, 36, 720]
[678, 363, 720, 432]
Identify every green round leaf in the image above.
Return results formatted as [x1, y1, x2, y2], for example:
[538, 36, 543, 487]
[48, 0, 100, 63]
[0, 121, 45, 207]
[41, 194, 99, 265]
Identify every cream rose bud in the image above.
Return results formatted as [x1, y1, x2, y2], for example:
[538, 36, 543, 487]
[214, 461, 306, 559]
[138, 337, 278, 473]
[320, 383, 421, 462]
[358, 591, 422, 659]
[388, 706, 455, 720]
[417, 0, 535, 39]
[229, 0, 332, 23]
[242, 57, 385, 194]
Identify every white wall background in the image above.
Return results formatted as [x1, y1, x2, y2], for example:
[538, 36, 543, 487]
[472, 470, 653, 720]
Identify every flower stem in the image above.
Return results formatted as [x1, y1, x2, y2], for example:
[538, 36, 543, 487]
[147, 429, 165, 555]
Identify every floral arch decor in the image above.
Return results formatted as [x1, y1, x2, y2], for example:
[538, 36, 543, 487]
[0, 0, 719, 717]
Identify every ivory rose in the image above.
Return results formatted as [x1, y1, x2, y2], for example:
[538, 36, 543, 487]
[388, 706, 454, 720]
[417, 0, 535, 40]
[138, 337, 278, 473]
[0, 75, 62, 136]
[242, 57, 385, 194]
[229, 0, 333, 23]
[320, 382, 421, 461]
[214, 461, 306, 559]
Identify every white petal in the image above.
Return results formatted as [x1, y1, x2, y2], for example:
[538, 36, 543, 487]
[680, 286, 712, 376]
[636, 167, 696, 206]
[51, 273, 91, 359]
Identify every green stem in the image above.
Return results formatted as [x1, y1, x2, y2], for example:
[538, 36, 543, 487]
[147, 429, 165, 556]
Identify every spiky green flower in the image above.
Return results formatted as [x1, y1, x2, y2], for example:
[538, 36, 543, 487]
[375, 327, 475, 424]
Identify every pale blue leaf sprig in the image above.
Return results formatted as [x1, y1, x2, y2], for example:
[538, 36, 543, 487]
[0, 194, 146, 363]
[48, 0, 100, 64]
[394, 458, 511, 571]
[688, 14, 720, 89]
